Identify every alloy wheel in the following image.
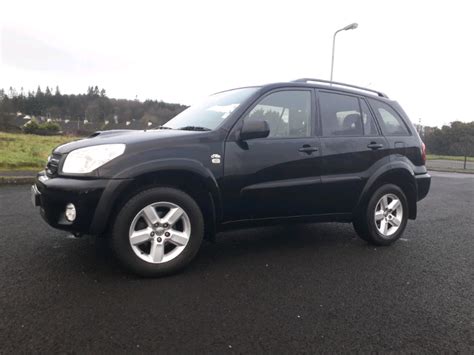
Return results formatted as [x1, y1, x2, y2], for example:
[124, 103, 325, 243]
[374, 193, 403, 238]
[128, 201, 191, 264]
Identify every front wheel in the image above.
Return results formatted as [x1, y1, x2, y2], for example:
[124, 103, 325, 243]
[353, 184, 408, 246]
[111, 187, 204, 277]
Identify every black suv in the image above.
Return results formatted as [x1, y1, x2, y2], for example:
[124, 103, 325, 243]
[32, 78, 431, 276]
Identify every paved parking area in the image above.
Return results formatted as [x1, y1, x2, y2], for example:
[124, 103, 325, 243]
[0, 172, 472, 353]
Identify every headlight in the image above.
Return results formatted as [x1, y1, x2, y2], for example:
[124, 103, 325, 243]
[62, 144, 126, 174]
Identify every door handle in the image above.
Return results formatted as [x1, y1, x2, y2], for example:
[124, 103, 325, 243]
[367, 142, 384, 150]
[298, 145, 319, 154]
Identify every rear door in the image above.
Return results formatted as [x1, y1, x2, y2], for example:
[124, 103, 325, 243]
[367, 98, 416, 163]
[221, 88, 323, 221]
[317, 91, 389, 213]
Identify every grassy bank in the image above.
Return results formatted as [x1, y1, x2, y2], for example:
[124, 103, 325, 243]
[427, 154, 474, 162]
[0, 132, 79, 170]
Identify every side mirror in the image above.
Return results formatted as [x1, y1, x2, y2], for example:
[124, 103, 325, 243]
[239, 120, 270, 141]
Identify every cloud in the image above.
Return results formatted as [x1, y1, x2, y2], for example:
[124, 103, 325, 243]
[1, 27, 129, 75]
[1, 27, 78, 72]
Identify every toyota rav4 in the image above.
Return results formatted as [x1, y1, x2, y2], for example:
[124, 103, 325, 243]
[32, 78, 431, 276]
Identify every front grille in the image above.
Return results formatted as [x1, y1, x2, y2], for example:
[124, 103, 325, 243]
[46, 153, 61, 177]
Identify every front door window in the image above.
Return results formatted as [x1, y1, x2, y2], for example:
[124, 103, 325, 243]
[245, 90, 312, 138]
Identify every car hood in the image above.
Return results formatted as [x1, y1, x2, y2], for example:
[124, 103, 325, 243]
[53, 129, 205, 154]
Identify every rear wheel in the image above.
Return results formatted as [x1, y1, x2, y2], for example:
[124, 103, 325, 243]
[111, 187, 204, 277]
[353, 184, 408, 246]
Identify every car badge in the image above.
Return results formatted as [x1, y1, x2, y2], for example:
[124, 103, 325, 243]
[211, 154, 221, 164]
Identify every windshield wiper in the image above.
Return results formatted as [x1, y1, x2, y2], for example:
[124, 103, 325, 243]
[156, 125, 173, 130]
[177, 126, 211, 131]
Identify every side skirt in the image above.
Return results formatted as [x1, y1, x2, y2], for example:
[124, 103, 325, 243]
[218, 213, 353, 232]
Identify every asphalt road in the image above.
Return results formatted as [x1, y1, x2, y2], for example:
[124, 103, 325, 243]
[0, 172, 473, 353]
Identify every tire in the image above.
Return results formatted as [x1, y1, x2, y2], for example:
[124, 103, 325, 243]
[111, 187, 204, 277]
[353, 184, 408, 246]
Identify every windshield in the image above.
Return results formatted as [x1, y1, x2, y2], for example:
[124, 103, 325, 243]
[163, 87, 258, 130]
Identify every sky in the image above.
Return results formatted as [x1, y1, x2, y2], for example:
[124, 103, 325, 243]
[1, 0, 473, 127]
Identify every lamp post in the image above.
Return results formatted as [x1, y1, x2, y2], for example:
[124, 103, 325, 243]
[330, 23, 358, 81]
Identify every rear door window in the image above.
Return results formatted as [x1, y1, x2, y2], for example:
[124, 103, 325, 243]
[319, 92, 363, 136]
[368, 99, 410, 136]
[319, 92, 379, 136]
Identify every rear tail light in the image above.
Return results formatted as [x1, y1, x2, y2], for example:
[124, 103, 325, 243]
[421, 142, 426, 164]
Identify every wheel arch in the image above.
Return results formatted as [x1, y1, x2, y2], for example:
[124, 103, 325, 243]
[94, 160, 221, 240]
[355, 162, 418, 220]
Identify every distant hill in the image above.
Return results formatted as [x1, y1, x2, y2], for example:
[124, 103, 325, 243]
[0, 86, 188, 134]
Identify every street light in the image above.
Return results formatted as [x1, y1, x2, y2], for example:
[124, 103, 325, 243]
[330, 22, 358, 81]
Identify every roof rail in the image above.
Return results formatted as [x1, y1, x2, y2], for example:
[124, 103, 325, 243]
[292, 78, 388, 98]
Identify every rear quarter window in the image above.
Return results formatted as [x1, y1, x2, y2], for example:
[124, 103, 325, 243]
[368, 99, 410, 136]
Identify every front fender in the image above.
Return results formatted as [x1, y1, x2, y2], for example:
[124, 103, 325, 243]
[115, 157, 222, 213]
[90, 158, 222, 236]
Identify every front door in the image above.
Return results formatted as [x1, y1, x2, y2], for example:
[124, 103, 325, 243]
[221, 89, 323, 221]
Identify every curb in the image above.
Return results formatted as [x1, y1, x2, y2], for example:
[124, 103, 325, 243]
[427, 168, 474, 175]
[0, 176, 36, 185]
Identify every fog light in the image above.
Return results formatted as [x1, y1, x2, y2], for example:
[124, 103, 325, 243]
[65, 203, 76, 222]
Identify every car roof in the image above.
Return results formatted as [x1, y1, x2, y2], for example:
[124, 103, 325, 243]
[215, 79, 392, 102]
[260, 78, 389, 100]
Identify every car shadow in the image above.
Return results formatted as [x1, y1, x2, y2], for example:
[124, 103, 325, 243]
[42, 221, 372, 280]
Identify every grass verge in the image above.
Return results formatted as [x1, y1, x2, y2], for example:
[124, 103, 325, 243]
[427, 154, 474, 162]
[0, 132, 79, 170]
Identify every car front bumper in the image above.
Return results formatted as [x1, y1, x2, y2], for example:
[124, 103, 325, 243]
[32, 172, 132, 235]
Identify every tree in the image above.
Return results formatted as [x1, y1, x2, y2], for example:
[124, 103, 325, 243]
[1, 85, 188, 134]
[0, 94, 16, 131]
[9, 86, 17, 98]
[23, 119, 61, 135]
[424, 121, 474, 169]
[85, 101, 101, 122]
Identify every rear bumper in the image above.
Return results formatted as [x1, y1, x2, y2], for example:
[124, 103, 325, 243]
[32, 171, 132, 235]
[415, 173, 431, 201]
